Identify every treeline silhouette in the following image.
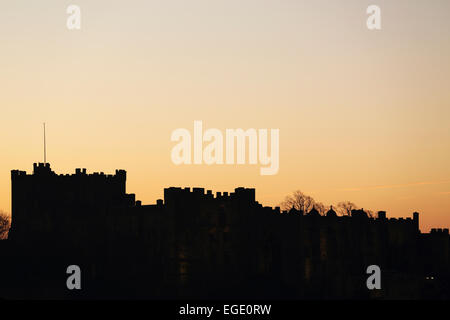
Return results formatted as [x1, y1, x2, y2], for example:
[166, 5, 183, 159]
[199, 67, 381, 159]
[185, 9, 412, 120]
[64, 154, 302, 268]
[281, 190, 374, 217]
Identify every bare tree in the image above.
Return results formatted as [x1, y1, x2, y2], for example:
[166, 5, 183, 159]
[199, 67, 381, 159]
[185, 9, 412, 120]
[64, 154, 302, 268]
[281, 193, 374, 218]
[365, 209, 375, 218]
[0, 211, 10, 240]
[281, 190, 319, 214]
[314, 202, 327, 215]
[337, 201, 358, 216]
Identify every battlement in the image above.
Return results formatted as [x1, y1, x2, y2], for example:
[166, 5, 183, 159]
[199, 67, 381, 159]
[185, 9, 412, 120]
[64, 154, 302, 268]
[11, 170, 27, 177]
[11, 164, 127, 182]
[388, 217, 412, 222]
[164, 186, 256, 205]
[10, 163, 132, 243]
[376, 211, 419, 227]
[430, 228, 449, 235]
[30, 163, 53, 176]
[10, 163, 427, 247]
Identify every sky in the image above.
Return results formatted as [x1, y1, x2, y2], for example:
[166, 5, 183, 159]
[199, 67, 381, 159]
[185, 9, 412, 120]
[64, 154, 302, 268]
[1, 1, 449, 232]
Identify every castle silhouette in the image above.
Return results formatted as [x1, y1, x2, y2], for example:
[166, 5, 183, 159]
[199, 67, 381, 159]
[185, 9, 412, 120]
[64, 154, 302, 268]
[1, 163, 449, 299]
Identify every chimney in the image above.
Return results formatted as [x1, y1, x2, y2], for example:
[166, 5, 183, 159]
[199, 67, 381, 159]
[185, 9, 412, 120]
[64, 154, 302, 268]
[377, 211, 386, 219]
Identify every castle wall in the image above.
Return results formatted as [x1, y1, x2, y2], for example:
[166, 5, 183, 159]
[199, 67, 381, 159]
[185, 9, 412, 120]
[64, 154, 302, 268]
[4, 163, 449, 299]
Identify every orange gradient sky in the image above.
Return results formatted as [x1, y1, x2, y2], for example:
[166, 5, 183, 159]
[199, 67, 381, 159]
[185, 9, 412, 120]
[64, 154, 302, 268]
[1, 1, 450, 232]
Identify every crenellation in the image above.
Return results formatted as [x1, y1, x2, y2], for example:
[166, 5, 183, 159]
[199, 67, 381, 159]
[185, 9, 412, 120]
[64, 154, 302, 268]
[430, 228, 449, 234]
[5, 163, 448, 299]
[193, 187, 204, 195]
